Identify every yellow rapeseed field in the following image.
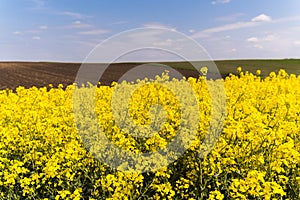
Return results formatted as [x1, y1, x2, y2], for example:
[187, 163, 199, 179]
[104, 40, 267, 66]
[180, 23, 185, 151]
[0, 68, 300, 199]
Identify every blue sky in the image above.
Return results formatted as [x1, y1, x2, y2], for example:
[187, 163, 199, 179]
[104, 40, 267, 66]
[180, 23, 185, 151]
[1, 0, 300, 61]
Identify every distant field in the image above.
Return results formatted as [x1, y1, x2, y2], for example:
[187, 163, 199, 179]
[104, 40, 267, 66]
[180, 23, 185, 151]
[162, 58, 300, 78]
[215, 59, 300, 77]
[0, 59, 300, 89]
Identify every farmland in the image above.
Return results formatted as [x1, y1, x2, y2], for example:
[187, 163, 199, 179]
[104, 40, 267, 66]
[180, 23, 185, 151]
[0, 60, 300, 199]
[1, 59, 300, 89]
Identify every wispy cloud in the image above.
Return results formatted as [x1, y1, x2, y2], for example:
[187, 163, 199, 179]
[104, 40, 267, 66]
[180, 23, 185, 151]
[152, 39, 174, 47]
[211, 0, 231, 5]
[39, 25, 48, 30]
[253, 44, 263, 49]
[59, 11, 92, 19]
[246, 34, 277, 43]
[78, 29, 109, 35]
[294, 41, 300, 46]
[73, 40, 100, 47]
[111, 21, 128, 25]
[215, 13, 244, 22]
[65, 21, 93, 29]
[32, 36, 41, 40]
[30, 0, 45, 7]
[246, 37, 258, 42]
[192, 13, 272, 38]
[192, 21, 259, 38]
[142, 22, 176, 31]
[272, 15, 300, 23]
[263, 34, 276, 41]
[12, 26, 45, 36]
[13, 31, 22, 35]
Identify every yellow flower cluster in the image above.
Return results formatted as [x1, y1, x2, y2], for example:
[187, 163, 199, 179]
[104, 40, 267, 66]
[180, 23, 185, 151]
[0, 68, 299, 199]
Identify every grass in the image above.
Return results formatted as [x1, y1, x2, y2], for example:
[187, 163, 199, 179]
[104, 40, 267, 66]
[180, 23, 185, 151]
[158, 59, 300, 78]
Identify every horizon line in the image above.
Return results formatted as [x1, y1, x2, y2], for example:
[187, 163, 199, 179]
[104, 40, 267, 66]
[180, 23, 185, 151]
[0, 58, 300, 64]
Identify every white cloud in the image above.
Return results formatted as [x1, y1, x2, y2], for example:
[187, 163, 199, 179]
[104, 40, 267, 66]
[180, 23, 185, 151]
[39, 25, 48, 30]
[247, 37, 258, 42]
[263, 34, 276, 41]
[191, 14, 300, 59]
[126, 29, 166, 39]
[192, 21, 258, 38]
[192, 14, 273, 38]
[60, 11, 91, 19]
[189, 29, 195, 33]
[142, 22, 176, 31]
[13, 31, 22, 35]
[294, 41, 300, 45]
[65, 21, 93, 29]
[216, 13, 244, 22]
[251, 14, 272, 22]
[111, 21, 128, 25]
[231, 48, 237, 52]
[32, 36, 41, 40]
[62, 11, 83, 19]
[253, 44, 263, 49]
[152, 39, 173, 46]
[273, 16, 300, 23]
[191, 14, 300, 41]
[83, 28, 210, 62]
[246, 34, 277, 43]
[26, 29, 41, 34]
[211, 0, 231, 5]
[78, 29, 109, 35]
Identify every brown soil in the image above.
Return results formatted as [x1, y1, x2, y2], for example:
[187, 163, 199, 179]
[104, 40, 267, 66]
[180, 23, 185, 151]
[0, 62, 201, 90]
